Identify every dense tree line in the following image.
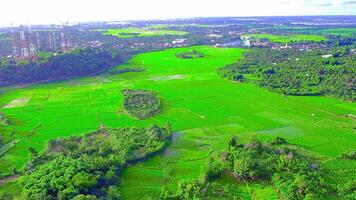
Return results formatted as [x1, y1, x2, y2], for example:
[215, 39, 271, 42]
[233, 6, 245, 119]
[176, 50, 204, 59]
[218, 47, 356, 101]
[21, 124, 171, 200]
[0, 48, 134, 87]
[0, 113, 9, 146]
[122, 90, 162, 119]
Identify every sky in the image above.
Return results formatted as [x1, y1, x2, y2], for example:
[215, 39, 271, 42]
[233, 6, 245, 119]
[1, 0, 355, 26]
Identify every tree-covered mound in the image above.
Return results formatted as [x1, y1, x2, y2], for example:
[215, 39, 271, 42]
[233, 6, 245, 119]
[203, 137, 326, 199]
[161, 137, 356, 200]
[218, 48, 356, 101]
[176, 50, 204, 59]
[21, 124, 171, 200]
[122, 89, 162, 119]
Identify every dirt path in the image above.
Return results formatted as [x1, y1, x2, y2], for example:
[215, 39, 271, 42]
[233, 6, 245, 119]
[0, 175, 19, 185]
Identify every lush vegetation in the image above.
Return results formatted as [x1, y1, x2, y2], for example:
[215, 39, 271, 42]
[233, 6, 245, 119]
[176, 50, 204, 59]
[244, 33, 326, 43]
[291, 28, 356, 36]
[159, 137, 356, 199]
[20, 124, 171, 200]
[0, 46, 355, 199]
[203, 137, 326, 199]
[104, 28, 188, 38]
[122, 90, 161, 119]
[0, 48, 133, 87]
[218, 48, 356, 101]
[0, 113, 9, 146]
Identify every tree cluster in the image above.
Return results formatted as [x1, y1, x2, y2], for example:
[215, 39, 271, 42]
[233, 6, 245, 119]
[0, 48, 133, 87]
[176, 50, 204, 59]
[218, 46, 356, 101]
[122, 89, 162, 119]
[22, 124, 172, 200]
[0, 113, 9, 146]
[202, 137, 327, 199]
[159, 181, 234, 200]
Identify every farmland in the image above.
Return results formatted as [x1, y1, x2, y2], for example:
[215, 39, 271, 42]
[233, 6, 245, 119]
[296, 28, 356, 36]
[103, 28, 188, 38]
[0, 46, 355, 199]
[244, 33, 326, 43]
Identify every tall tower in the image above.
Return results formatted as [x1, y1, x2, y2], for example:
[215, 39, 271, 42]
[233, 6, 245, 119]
[28, 25, 38, 62]
[60, 23, 72, 53]
[60, 30, 67, 52]
[19, 27, 29, 59]
[49, 31, 57, 51]
[36, 32, 40, 50]
[10, 23, 19, 59]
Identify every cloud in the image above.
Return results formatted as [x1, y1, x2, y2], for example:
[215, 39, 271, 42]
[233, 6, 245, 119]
[304, 0, 333, 7]
[341, 0, 356, 5]
[0, 0, 355, 27]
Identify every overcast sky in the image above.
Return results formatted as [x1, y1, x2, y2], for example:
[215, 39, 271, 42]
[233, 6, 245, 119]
[1, 0, 355, 26]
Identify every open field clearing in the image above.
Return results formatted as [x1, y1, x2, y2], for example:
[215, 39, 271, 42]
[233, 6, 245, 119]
[295, 28, 356, 36]
[2, 98, 30, 109]
[319, 28, 356, 36]
[244, 33, 326, 43]
[103, 28, 188, 38]
[0, 46, 355, 198]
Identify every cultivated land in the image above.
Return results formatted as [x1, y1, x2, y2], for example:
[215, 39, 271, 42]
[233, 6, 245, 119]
[319, 28, 356, 36]
[244, 33, 326, 43]
[297, 28, 356, 36]
[0, 46, 355, 198]
[103, 28, 188, 38]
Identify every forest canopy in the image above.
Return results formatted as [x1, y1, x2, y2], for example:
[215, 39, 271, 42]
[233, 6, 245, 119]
[0, 48, 134, 87]
[22, 124, 172, 200]
[122, 89, 162, 119]
[218, 47, 356, 101]
[176, 50, 204, 59]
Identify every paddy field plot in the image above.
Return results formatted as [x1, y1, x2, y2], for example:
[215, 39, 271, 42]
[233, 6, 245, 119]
[296, 28, 356, 36]
[244, 33, 326, 43]
[2, 98, 30, 109]
[103, 28, 188, 38]
[0, 46, 355, 198]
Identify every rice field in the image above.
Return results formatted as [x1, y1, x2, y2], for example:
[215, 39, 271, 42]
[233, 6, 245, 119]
[0, 46, 355, 199]
[244, 33, 326, 43]
[103, 28, 188, 38]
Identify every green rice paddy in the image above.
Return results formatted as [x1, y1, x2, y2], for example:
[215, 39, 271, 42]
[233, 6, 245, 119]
[103, 28, 188, 38]
[318, 28, 356, 36]
[244, 33, 326, 43]
[268, 26, 356, 36]
[0, 46, 355, 199]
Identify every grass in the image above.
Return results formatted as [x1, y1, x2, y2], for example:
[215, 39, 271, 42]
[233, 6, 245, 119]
[0, 46, 355, 199]
[269, 26, 356, 36]
[103, 28, 188, 38]
[318, 28, 356, 36]
[148, 24, 216, 29]
[244, 33, 326, 43]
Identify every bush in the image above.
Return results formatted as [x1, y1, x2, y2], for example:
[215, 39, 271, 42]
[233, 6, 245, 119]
[122, 89, 162, 119]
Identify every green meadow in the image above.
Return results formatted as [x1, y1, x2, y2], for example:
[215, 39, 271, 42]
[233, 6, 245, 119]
[148, 24, 216, 29]
[268, 26, 356, 36]
[0, 46, 355, 198]
[244, 33, 326, 43]
[103, 28, 188, 38]
[318, 28, 356, 36]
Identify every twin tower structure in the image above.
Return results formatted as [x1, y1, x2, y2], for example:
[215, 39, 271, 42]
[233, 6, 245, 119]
[11, 23, 72, 62]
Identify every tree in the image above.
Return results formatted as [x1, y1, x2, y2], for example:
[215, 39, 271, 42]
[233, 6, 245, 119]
[28, 147, 38, 158]
[228, 136, 238, 150]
